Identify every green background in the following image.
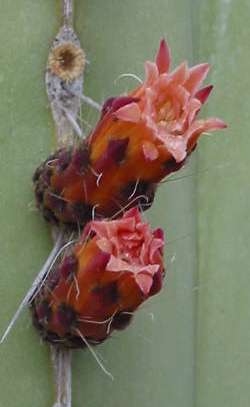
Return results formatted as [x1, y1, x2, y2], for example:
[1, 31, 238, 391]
[0, 0, 247, 406]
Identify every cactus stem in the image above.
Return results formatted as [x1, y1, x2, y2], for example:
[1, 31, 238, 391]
[62, 0, 73, 27]
[51, 345, 72, 407]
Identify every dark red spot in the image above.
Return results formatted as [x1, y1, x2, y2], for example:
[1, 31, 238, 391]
[101, 97, 116, 116]
[95, 138, 129, 172]
[112, 311, 133, 330]
[149, 269, 164, 296]
[153, 228, 164, 241]
[69, 202, 93, 224]
[108, 138, 129, 164]
[43, 207, 59, 224]
[93, 282, 119, 306]
[164, 157, 185, 175]
[36, 301, 51, 324]
[56, 304, 77, 330]
[111, 96, 139, 112]
[71, 143, 89, 175]
[47, 267, 61, 290]
[84, 251, 110, 274]
[101, 96, 140, 117]
[60, 255, 78, 280]
[57, 148, 72, 172]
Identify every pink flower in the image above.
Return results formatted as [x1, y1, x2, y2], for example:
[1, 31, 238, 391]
[83, 207, 164, 295]
[32, 208, 165, 345]
[115, 39, 227, 163]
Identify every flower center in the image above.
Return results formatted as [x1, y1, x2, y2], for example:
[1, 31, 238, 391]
[121, 252, 131, 262]
[157, 100, 175, 126]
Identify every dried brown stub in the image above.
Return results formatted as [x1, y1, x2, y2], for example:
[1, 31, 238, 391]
[48, 42, 85, 82]
[46, 24, 85, 146]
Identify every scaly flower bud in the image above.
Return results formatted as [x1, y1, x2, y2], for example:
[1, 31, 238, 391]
[34, 39, 226, 225]
[32, 208, 165, 348]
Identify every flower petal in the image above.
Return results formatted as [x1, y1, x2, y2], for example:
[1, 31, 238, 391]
[142, 141, 159, 161]
[184, 63, 210, 95]
[115, 102, 141, 123]
[122, 207, 143, 225]
[96, 238, 113, 254]
[156, 38, 171, 74]
[168, 61, 189, 86]
[144, 61, 159, 86]
[195, 85, 213, 104]
[135, 273, 153, 295]
[107, 255, 133, 272]
[201, 117, 228, 131]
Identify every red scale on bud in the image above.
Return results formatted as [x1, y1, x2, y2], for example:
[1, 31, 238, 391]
[31, 208, 165, 348]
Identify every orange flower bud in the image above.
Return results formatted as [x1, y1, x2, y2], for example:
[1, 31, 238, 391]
[34, 39, 226, 225]
[32, 208, 165, 347]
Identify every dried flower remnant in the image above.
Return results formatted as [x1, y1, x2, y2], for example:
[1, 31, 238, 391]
[34, 39, 226, 226]
[32, 208, 165, 347]
[46, 23, 85, 145]
[48, 42, 85, 82]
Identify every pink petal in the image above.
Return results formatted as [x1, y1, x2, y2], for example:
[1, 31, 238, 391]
[142, 141, 159, 161]
[168, 62, 188, 85]
[195, 85, 213, 104]
[123, 207, 142, 222]
[90, 216, 134, 240]
[135, 273, 153, 295]
[106, 256, 134, 273]
[201, 117, 228, 132]
[185, 118, 227, 143]
[96, 238, 113, 254]
[149, 238, 164, 262]
[164, 134, 187, 163]
[115, 102, 141, 123]
[184, 63, 210, 95]
[144, 61, 159, 86]
[156, 39, 171, 74]
[89, 221, 110, 239]
[187, 98, 202, 125]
